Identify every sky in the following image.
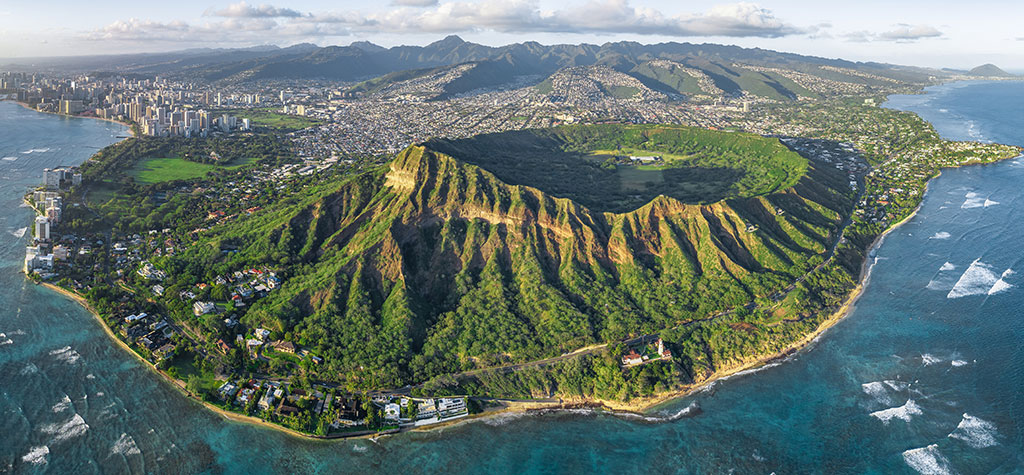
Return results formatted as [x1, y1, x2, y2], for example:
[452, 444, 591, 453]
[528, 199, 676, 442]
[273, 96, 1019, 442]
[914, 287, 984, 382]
[1, 0, 1022, 69]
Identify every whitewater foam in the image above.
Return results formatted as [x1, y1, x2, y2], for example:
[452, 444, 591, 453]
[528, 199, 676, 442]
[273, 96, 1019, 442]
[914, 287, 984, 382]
[48, 345, 81, 364]
[870, 399, 922, 423]
[948, 413, 999, 448]
[111, 433, 142, 456]
[902, 444, 954, 475]
[950, 360, 968, 367]
[922, 354, 941, 366]
[939, 262, 956, 272]
[8, 226, 27, 238]
[19, 363, 38, 375]
[947, 259, 1011, 298]
[483, 412, 528, 426]
[930, 232, 951, 240]
[51, 395, 72, 413]
[20, 446, 49, 465]
[1, 156, 16, 161]
[961, 191, 986, 209]
[988, 269, 1014, 295]
[884, 380, 910, 391]
[41, 413, 89, 443]
[861, 381, 893, 405]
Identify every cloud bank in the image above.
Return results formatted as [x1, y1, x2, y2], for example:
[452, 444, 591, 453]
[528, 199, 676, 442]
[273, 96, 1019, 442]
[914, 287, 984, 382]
[87, 0, 806, 45]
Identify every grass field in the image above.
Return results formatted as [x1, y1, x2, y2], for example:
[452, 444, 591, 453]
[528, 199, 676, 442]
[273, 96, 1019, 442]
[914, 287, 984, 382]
[129, 157, 254, 184]
[233, 107, 319, 131]
[617, 167, 664, 191]
[589, 148, 697, 162]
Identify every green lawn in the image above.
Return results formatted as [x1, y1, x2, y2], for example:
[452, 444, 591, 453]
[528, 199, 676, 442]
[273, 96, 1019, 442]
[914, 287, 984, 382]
[129, 157, 254, 184]
[617, 167, 664, 191]
[220, 107, 319, 131]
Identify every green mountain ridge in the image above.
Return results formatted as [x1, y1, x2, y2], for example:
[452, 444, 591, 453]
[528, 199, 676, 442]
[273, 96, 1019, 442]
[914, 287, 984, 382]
[172, 125, 856, 389]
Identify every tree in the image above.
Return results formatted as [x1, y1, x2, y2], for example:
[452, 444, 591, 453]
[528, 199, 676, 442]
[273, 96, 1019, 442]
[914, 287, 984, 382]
[186, 375, 202, 395]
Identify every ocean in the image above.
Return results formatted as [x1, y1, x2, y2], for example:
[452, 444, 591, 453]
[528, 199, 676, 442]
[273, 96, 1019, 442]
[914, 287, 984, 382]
[1, 81, 1023, 473]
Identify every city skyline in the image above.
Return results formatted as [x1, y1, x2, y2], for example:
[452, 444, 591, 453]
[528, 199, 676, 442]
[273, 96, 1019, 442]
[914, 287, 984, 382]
[1, 0, 1023, 70]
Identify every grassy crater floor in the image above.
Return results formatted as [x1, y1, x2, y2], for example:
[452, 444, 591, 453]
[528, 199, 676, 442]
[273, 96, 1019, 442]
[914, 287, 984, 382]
[425, 124, 809, 213]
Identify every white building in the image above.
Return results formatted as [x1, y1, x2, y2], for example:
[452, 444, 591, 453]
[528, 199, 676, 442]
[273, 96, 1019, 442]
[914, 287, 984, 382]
[42, 168, 62, 190]
[193, 301, 216, 316]
[34, 215, 50, 241]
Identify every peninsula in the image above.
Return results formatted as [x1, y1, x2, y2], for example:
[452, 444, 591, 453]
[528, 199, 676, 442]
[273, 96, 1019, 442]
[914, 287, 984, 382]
[8, 41, 1021, 438]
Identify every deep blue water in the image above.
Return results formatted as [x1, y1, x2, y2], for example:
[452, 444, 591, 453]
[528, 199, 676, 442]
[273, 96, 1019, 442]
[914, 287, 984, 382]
[2, 82, 1024, 473]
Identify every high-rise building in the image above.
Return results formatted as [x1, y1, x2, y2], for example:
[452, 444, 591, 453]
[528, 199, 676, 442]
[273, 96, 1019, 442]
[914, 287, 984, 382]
[42, 168, 62, 190]
[35, 216, 50, 242]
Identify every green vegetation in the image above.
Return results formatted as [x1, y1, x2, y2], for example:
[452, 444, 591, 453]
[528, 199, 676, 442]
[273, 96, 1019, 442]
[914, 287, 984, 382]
[217, 107, 319, 131]
[155, 124, 853, 395]
[427, 124, 809, 212]
[129, 156, 255, 184]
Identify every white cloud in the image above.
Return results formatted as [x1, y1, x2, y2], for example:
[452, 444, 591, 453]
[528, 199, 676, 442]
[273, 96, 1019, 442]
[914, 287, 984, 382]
[206, 2, 304, 18]
[843, 23, 943, 43]
[86, 0, 805, 46]
[392, 0, 440, 6]
[363, 0, 804, 37]
[86, 17, 282, 43]
[879, 24, 943, 41]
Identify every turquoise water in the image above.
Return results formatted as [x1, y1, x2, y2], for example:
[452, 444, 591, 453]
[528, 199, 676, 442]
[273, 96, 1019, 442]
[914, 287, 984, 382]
[2, 81, 1024, 473]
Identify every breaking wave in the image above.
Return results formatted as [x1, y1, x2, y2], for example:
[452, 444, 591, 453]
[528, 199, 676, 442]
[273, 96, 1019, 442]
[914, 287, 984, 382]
[988, 269, 1014, 295]
[1, 156, 17, 161]
[19, 363, 38, 375]
[950, 360, 969, 367]
[482, 412, 528, 427]
[861, 381, 893, 405]
[111, 433, 142, 456]
[41, 413, 89, 443]
[20, 446, 49, 465]
[884, 380, 910, 391]
[902, 444, 954, 475]
[20, 148, 50, 154]
[8, 226, 27, 238]
[51, 395, 72, 413]
[870, 399, 922, 423]
[948, 413, 999, 448]
[48, 346, 81, 364]
[947, 260, 1012, 298]
[939, 262, 955, 272]
[922, 354, 941, 366]
[930, 232, 951, 240]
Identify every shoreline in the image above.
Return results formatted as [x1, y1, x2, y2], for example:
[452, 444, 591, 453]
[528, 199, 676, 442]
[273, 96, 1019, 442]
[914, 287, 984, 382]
[3, 99, 135, 136]
[38, 282, 334, 441]
[18, 82, 1023, 438]
[29, 153, 1021, 438]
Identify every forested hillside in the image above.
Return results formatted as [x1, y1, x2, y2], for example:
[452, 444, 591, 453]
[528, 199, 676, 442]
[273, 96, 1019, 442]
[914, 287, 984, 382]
[164, 125, 856, 390]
